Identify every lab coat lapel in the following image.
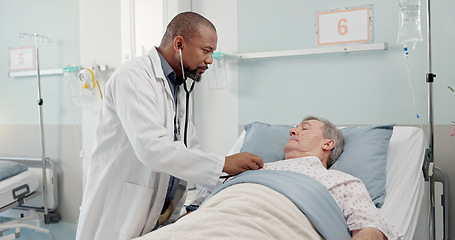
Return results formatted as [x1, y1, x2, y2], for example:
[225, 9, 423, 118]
[148, 48, 175, 105]
[176, 82, 190, 145]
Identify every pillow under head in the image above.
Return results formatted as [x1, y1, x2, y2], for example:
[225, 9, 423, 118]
[239, 122, 394, 208]
[330, 124, 394, 208]
[239, 122, 293, 163]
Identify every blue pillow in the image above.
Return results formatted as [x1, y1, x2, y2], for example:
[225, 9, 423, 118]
[240, 122, 293, 163]
[0, 160, 28, 181]
[239, 122, 394, 208]
[330, 125, 394, 208]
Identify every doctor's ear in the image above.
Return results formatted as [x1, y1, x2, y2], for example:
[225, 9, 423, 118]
[174, 36, 184, 51]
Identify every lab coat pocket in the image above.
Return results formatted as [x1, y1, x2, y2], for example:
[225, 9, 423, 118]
[113, 182, 154, 238]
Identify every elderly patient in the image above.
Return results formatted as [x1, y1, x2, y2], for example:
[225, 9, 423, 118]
[135, 116, 401, 240]
[261, 116, 399, 239]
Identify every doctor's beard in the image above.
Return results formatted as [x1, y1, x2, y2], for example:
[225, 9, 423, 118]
[184, 66, 208, 82]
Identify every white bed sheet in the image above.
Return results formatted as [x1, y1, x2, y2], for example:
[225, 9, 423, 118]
[0, 170, 39, 208]
[136, 183, 324, 240]
[380, 126, 426, 240]
[228, 126, 427, 240]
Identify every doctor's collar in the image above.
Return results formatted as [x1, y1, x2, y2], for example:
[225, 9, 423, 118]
[157, 49, 182, 85]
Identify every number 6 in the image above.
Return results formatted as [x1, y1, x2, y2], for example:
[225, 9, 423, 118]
[338, 18, 348, 35]
[19, 53, 24, 64]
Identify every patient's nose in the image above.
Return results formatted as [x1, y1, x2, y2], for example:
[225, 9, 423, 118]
[290, 128, 297, 136]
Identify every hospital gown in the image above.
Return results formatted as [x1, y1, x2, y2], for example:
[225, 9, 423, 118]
[263, 156, 402, 240]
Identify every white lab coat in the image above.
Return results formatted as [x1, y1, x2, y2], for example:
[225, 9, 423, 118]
[75, 48, 225, 240]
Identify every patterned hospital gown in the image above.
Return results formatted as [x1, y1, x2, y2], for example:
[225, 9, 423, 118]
[263, 156, 401, 240]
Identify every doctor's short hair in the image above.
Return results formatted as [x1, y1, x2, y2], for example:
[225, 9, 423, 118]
[161, 12, 216, 45]
[303, 116, 344, 168]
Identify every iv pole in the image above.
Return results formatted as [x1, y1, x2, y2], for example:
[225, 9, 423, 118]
[19, 32, 51, 224]
[424, 0, 436, 238]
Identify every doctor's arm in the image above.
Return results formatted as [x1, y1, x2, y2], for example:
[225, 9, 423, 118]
[223, 152, 264, 175]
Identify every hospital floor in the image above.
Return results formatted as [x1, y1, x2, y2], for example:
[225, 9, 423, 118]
[0, 216, 76, 240]
[0, 189, 198, 240]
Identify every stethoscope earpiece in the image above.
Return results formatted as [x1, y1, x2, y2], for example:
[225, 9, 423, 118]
[179, 47, 185, 80]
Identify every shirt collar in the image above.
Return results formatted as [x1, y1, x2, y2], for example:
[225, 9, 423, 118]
[291, 156, 325, 168]
[157, 48, 178, 84]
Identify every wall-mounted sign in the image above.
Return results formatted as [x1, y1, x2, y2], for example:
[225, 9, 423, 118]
[9, 46, 35, 71]
[316, 5, 373, 46]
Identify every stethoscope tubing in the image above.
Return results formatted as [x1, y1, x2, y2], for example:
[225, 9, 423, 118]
[179, 47, 195, 147]
[183, 80, 195, 147]
[179, 48, 227, 179]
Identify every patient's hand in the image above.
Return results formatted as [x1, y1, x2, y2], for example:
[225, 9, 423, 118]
[351, 227, 387, 240]
[175, 210, 193, 222]
[223, 152, 263, 176]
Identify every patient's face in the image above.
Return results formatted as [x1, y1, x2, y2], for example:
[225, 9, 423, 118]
[283, 120, 326, 159]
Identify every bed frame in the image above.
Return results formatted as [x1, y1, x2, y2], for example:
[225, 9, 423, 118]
[0, 192, 40, 213]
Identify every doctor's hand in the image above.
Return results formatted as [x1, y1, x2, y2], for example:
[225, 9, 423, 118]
[223, 152, 264, 176]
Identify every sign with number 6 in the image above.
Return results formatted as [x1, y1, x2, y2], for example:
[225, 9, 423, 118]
[317, 6, 372, 45]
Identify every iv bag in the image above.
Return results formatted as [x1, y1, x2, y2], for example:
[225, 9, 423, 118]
[207, 52, 228, 90]
[397, 0, 423, 49]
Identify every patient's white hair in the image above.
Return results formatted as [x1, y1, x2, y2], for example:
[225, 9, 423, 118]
[303, 116, 344, 168]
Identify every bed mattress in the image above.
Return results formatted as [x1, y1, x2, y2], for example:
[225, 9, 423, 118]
[379, 126, 427, 240]
[0, 170, 39, 209]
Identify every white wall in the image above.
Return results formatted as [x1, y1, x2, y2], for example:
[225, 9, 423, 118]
[79, 0, 123, 189]
[192, 1, 240, 155]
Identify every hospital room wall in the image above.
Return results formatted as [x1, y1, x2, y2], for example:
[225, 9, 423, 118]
[192, 1, 240, 156]
[235, 0, 455, 236]
[0, 0, 83, 224]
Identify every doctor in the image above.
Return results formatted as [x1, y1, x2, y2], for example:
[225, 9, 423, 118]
[76, 12, 263, 240]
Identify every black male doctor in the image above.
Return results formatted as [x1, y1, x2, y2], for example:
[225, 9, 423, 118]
[76, 12, 263, 240]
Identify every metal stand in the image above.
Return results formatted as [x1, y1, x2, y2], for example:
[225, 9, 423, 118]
[19, 33, 51, 224]
[424, 0, 437, 239]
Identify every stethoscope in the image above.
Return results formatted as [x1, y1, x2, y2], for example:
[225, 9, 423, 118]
[178, 46, 195, 147]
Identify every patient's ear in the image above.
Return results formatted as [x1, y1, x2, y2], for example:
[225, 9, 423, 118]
[322, 139, 335, 151]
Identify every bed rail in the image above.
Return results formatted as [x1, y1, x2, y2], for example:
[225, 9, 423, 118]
[0, 157, 55, 169]
[0, 157, 42, 162]
[0, 192, 41, 213]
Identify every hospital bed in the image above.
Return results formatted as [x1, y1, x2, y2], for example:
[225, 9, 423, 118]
[0, 161, 39, 213]
[135, 124, 432, 240]
[0, 158, 60, 239]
